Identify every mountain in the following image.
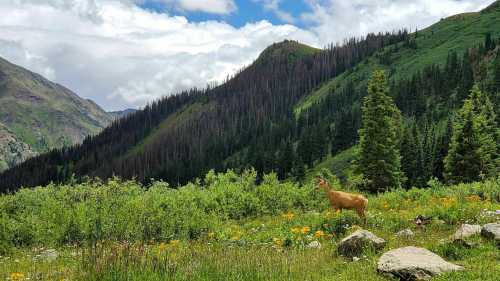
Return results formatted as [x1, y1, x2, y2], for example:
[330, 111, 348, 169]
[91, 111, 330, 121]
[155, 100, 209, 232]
[0, 57, 113, 171]
[1, 3, 499, 192]
[108, 109, 138, 120]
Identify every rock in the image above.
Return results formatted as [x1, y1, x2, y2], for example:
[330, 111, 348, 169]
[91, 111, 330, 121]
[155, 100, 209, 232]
[396, 228, 414, 238]
[481, 223, 500, 241]
[451, 224, 481, 240]
[306, 241, 322, 249]
[352, 256, 360, 262]
[377, 246, 464, 280]
[337, 230, 386, 258]
[38, 249, 58, 262]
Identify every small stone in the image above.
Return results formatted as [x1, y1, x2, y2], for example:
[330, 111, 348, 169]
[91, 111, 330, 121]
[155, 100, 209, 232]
[451, 224, 481, 240]
[377, 246, 464, 280]
[353, 257, 360, 262]
[38, 249, 58, 262]
[337, 230, 386, 258]
[306, 241, 322, 249]
[395, 228, 414, 238]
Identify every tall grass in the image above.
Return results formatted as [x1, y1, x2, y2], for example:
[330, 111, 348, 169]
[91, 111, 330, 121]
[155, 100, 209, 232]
[1, 172, 499, 280]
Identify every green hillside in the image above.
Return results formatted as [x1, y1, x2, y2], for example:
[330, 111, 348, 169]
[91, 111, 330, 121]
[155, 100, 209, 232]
[295, 7, 500, 116]
[0, 57, 113, 171]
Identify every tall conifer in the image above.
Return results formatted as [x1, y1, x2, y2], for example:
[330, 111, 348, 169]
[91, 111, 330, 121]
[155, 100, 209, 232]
[358, 70, 402, 192]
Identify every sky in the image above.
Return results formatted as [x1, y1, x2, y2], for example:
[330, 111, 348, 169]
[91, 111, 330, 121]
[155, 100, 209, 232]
[0, 0, 495, 111]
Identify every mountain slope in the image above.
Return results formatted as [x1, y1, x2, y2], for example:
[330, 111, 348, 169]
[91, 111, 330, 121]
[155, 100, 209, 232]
[0, 57, 112, 171]
[1, 3, 499, 192]
[295, 5, 500, 115]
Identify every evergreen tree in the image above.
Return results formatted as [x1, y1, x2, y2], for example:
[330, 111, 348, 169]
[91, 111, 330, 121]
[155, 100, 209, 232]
[357, 70, 403, 192]
[444, 85, 499, 183]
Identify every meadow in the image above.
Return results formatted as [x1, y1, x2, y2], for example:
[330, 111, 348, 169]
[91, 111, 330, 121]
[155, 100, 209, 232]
[0, 170, 499, 280]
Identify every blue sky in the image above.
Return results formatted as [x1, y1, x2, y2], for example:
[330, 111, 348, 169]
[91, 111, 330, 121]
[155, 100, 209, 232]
[139, 0, 311, 28]
[0, 0, 494, 110]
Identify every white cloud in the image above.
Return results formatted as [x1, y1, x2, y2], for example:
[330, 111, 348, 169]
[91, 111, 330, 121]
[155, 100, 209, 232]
[164, 0, 237, 15]
[0, 0, 495, 110]
[301, 0, 493, 45]
[0, 0, 318, 110]
[254, 0, 295, 23]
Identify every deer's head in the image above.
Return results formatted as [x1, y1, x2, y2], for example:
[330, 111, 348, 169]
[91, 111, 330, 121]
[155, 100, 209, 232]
[316, 178, 329, 190]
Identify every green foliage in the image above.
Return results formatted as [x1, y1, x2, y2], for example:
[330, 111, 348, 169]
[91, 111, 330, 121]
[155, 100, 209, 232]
[357, 70, 403, 192]
[444, 85, 500, 183]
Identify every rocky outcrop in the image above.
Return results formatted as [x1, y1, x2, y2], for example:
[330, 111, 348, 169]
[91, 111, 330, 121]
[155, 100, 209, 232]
[0, 124, 35, 172]
[378, 246, 464, 280]
[337, 230, 386, 258]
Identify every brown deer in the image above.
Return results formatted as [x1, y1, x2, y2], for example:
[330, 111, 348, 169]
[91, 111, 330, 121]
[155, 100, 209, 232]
[317, 178, 368, 220]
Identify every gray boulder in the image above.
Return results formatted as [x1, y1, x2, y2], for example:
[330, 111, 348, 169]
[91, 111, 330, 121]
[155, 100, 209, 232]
[451, 224, 481, 240]
[481, 222, 500, 241]
[377, 246, 464, 280]
[337, 230, 386, 258]
[396, 228, 415, 238]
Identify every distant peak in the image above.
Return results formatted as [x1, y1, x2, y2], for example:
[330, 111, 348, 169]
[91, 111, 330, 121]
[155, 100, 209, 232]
[256, 40, 319, 65]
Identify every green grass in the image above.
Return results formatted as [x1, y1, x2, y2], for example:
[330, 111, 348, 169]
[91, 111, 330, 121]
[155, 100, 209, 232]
[304, 147, 357, 183]
[0, 173, 499, 280]
[294, 5, 500, 116]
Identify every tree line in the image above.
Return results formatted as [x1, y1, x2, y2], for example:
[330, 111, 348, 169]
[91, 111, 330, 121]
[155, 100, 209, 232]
[0, 31, 410, 192]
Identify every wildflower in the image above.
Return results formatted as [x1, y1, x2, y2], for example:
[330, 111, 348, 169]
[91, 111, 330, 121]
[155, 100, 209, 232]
[465, 195, 481, 202]
[272, 238, 283, 247]
[291, 227, 301, 234]
[325, 211, 333, 218]
[282, 212, 295, 220]
[231, 231, 242, 241]
[301, 226, 311, 234]
[10, 272, 25, 281]
[169, 240, 180, 247]
[158, 242, 167, 252]
[314, 230, 325, 238]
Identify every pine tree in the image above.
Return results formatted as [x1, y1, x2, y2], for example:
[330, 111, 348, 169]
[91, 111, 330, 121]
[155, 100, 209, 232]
[444, 85, 499, 183]
[357, 70, 403, 192]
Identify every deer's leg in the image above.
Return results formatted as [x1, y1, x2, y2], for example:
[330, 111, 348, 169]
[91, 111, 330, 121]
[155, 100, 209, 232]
[356, 208, 367, 225]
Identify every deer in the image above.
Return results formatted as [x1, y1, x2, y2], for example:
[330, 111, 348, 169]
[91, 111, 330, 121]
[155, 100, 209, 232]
[316, 178, 368, 221]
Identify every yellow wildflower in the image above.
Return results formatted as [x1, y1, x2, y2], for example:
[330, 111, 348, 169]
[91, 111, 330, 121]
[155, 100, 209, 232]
[291, 227, 301, 234]
[272, 238, 283, 247]
[465, 195, 481, 202]
[169, 240, 180, 246]
[301, 226, 311, 234]
[314, 230, 325, 238]
[282, 212, 295, 220]
[158, 242, 167, 251]
[10, 272, 25, 281]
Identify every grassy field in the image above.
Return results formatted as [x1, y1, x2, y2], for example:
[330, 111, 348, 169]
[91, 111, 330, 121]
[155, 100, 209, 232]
[0, 172, 499, 280]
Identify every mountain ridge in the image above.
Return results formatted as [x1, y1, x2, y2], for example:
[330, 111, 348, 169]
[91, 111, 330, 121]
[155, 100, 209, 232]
[0, 56, 113, 171]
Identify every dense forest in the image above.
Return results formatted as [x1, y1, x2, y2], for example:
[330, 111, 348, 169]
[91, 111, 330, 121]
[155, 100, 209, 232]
[1, 4, 500, 192]
[0, 31, 410, 191]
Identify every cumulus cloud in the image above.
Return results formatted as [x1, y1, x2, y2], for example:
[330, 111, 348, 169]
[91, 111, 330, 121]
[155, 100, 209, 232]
[162, 0, 237, 15]
[0, 0, 317, 110]
[0, 0, 495, 110]
[301, 0, 493, 45]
